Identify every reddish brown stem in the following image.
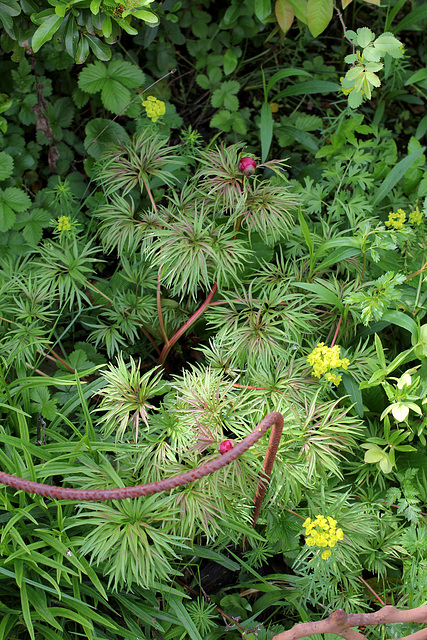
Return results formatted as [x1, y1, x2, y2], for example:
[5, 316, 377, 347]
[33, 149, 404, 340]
[359, 576, 385, 606]
[252, 413, 284, 526]
[157, 283, 218, 366]
[0, 413, 284, 517]
[330, 315, 343, 348]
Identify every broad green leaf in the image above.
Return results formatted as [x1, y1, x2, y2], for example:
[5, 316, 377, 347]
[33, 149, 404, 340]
[90, 0, 101, 13]
[75, 33, 90, 64]
[260, 100, 273, 162]
[101, 78, 131, 114]
[31, 13, 63, 52]
[102, 14, 112, 38]
[364, 445, 384, 463]
[288, 0, 307, 23]
[84, 118, 129, 159]
[255, 0, 271, 22]
[372, 146, 426, 205]
[130, 8, 158, 22]
[85, 33, 112, 61]
[0, 151, 13, 180]
[275, 0, 294, 32]
[64, 14, 79, 58]
[306, 0, 332, 37]
[223, 48, 238, 75]
[379, 454, 393, 474]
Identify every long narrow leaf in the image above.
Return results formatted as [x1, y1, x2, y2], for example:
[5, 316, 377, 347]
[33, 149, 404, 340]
[372, 146, 425, 206]
[168, 594, 203, 640]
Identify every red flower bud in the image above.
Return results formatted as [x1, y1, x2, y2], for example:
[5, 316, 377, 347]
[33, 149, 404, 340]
[219, 439, 233, 454]
[239, 157, 256, 176]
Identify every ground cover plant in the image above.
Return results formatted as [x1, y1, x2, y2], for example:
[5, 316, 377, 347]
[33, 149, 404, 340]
[1, 0, 427, 637]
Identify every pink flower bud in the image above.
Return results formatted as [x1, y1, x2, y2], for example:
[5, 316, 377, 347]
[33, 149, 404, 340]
[239, 157, 256, 176]
[219, 439, 233, 454]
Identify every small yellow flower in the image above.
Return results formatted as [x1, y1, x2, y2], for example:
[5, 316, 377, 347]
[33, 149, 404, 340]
[57, 215, 71, 232]
[307, 343, 349, 385]
[270, 102, 279, 113]
[302, 513, 344, 559]
[409, 207, 423, 226]
[142, 95, 166, 122]
[385, 209, 406, 229]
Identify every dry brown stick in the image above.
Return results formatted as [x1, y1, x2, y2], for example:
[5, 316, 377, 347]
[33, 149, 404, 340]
[272, 605, 427, 640]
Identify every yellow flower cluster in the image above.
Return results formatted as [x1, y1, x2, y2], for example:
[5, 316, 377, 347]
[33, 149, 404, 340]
[142, 96, 166, 122]
[385, 209, 406, 229]
[57, 215, 71, 232]
[303, 515, 344, 560]
[409, 207, 423, 226]
[307, 343, 350, 386]
[270, 102, 279, 113]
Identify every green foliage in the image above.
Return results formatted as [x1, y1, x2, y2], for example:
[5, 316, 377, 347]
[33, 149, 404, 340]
[1, 0, 427, 637]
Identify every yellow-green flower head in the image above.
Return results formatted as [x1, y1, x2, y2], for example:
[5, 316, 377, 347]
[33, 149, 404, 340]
[409, 207, 423, 226]
[142, 95, 166, 122]
[302, 515, 344, 559]
[57, 215, 71, 232]
[385, 209, 406, 230]
[307, 343, 350, 385]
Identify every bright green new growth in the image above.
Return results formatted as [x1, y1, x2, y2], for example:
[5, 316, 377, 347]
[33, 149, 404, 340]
[341, 28, 403, 108]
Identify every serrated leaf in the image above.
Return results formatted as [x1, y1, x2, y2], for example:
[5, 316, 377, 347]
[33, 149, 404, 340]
[0, 201, 15, 231]
[374, 32, 402, 52]
[0, 151, 13, 180]
[306, 0, 333, 37]
[348, 89, 363, 108]
[275, 0, 294, 32]
[31, 13, 63, 52]
[101, 79, 131, 114]
[223, 93, 239, 111]
[78, 60, 108, 93]
[357, 27, 375, 48]
[2, 187, 31, 211]
[107, 58, 145, 87]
